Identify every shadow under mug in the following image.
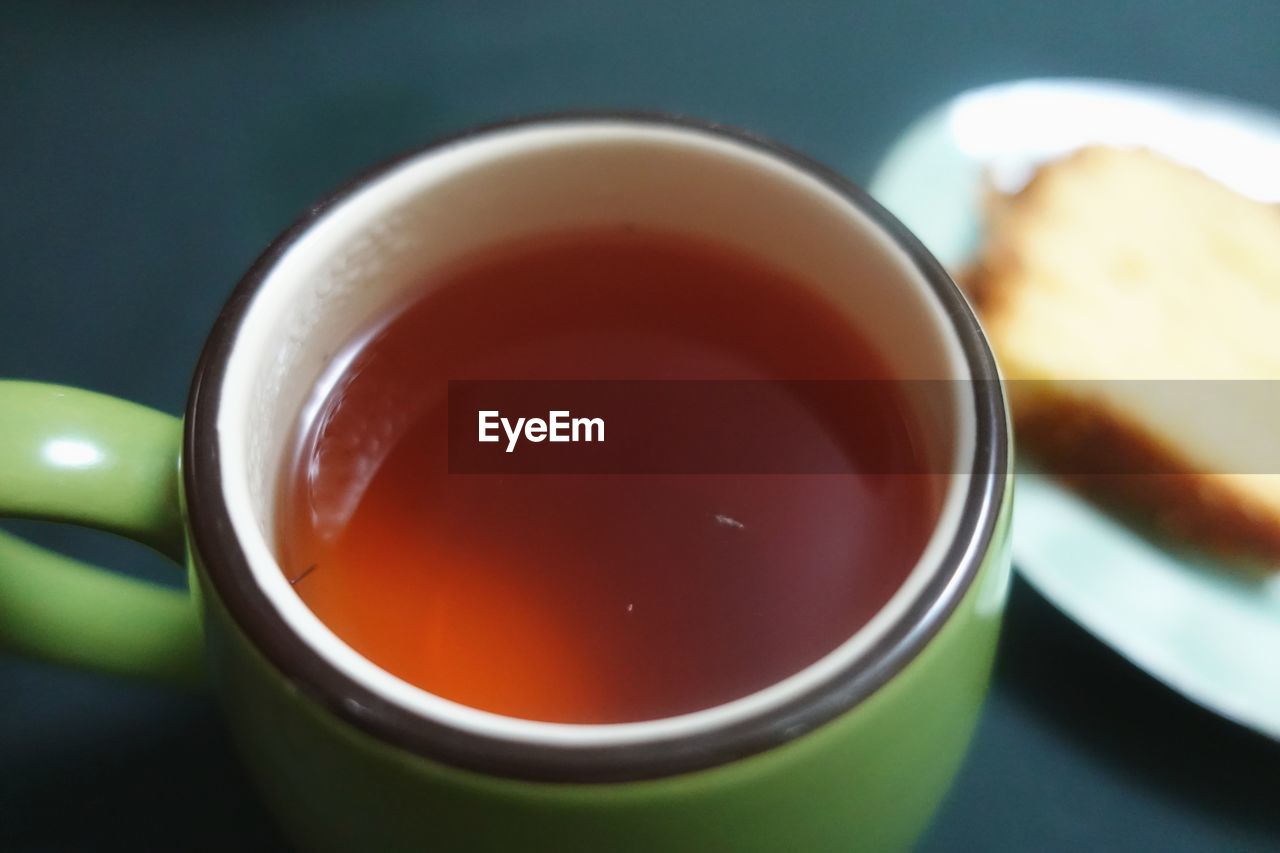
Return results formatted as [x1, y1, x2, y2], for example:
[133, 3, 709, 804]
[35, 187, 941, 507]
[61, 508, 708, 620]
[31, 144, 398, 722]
[0, 114, 1011, 852]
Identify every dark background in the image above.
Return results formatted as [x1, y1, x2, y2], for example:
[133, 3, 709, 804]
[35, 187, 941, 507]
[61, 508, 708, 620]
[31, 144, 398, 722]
[3, 2, 1279, 850]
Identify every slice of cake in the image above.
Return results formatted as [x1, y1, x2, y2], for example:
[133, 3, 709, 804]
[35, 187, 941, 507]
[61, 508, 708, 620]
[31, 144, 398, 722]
[968, 146, 1280, 564]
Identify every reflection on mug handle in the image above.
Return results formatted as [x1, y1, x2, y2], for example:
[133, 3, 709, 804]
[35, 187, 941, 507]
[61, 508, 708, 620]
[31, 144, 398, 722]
[0, 380, 202, 685]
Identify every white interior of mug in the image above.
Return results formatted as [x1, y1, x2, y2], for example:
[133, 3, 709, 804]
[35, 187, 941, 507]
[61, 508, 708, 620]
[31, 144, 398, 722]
[216, 120, 976, 747]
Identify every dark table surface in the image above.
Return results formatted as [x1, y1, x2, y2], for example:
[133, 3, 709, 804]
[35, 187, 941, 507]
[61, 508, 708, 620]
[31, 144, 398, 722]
[4, 3, 1279, 850]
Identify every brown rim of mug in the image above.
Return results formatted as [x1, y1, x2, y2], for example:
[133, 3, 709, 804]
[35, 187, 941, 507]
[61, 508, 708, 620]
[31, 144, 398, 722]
[183, 112, 1009, 784]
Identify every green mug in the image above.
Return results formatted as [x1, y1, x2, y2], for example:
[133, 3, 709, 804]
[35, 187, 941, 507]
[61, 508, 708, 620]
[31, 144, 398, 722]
[0, 115, 1011, 852]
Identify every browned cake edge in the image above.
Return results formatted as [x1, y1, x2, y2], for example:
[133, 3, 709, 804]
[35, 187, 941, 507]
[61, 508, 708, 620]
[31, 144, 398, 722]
[1012, 391, 1280, 566]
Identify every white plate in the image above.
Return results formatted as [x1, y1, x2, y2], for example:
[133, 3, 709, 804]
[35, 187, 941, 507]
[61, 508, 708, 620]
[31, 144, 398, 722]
[868, 78, 1280, 740]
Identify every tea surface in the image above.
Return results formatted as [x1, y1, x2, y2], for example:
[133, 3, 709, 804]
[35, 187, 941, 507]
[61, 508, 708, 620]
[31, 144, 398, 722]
[276, 228, 936, 723]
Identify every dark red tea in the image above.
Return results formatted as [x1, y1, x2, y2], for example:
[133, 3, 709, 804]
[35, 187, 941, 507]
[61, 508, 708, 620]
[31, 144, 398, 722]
[275, 228, 938, 724]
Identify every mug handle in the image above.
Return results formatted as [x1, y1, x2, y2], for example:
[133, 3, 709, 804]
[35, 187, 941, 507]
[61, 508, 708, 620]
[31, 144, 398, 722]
[0, 380, 203, 685]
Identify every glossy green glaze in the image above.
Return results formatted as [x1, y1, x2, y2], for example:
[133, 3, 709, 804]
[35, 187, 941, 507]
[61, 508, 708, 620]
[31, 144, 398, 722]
[203, 488, 1012, 853]
[1, 376, 1012, 850]
[0, 381, 202, 683]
